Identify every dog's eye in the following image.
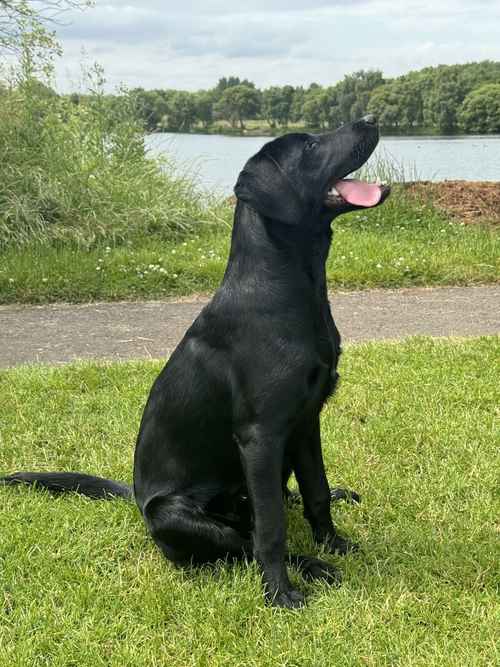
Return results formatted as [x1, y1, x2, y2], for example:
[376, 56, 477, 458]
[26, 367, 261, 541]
[304, 141, 319, 152]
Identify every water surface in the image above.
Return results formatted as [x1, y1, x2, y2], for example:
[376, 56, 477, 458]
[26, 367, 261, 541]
[146, 133, 500, 194]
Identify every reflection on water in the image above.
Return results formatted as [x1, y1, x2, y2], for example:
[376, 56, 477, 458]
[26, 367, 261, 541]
[146, 132, 500, 194]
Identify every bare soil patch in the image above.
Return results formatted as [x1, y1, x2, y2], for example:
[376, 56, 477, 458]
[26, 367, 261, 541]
[406, 181, 500, 225]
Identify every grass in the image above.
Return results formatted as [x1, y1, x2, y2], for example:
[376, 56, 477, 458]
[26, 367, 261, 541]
[0, 188, 498, 304]
[1, 336, 498, 666]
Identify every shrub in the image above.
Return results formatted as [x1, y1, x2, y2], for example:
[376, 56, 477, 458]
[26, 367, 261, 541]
[0, 60, 224, 249]
[458, 83, 500, 134]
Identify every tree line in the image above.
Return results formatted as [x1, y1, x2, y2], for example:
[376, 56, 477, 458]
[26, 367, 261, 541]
[1, 4, 499, 136]
[126, 62, 500, 135]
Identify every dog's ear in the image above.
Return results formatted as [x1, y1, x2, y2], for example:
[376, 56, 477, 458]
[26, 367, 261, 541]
[234, 152, 304, 225]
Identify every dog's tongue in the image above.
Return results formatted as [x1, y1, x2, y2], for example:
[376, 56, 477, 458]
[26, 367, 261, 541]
[334, 178, 382, 207]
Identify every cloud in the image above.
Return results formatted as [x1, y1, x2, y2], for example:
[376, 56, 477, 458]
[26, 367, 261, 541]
[52, 0, 500, 92]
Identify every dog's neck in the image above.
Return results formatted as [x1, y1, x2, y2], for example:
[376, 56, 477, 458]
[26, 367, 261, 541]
[222, 201, 332, 301]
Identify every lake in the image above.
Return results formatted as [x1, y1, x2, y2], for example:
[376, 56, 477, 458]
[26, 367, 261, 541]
[145, 132, 500, 195]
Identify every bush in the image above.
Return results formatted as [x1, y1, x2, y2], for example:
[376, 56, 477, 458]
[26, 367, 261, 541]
[0, 64, 224, 250]
[458, 83, 500, 134]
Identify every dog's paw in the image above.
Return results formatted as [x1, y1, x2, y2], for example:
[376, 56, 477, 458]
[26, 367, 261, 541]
[265, 585, 305, 609]
[324, 534, 360, 556]
[330, 487, 361, 504]
[285, 487, 361, 506]
[298, 557, 341, 585]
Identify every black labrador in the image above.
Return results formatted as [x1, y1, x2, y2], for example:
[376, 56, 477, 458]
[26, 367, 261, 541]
[2, 116, 390, 608]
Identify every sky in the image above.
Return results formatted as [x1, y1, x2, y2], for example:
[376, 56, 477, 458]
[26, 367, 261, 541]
[53, 0, 500, 92]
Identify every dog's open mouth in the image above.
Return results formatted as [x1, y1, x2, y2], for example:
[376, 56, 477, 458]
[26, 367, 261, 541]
[325, 178, 390, 209]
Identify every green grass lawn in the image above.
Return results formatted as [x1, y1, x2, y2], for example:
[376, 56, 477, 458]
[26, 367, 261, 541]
[1, 337, 498, 666]
[0, 189, 498, 304]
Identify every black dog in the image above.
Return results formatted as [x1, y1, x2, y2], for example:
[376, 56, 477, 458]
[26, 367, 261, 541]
[2, 116, 390, 608]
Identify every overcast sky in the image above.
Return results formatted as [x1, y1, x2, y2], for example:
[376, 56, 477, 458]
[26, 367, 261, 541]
[54, 0, 500, 92]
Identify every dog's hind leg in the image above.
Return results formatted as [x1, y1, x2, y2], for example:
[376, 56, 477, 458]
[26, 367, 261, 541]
[143, 492, 251, 565]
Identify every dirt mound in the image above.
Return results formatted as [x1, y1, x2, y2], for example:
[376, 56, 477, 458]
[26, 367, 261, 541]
[406, 181, 500, 225]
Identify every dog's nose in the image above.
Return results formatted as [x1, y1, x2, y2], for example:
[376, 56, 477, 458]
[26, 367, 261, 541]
[362, 114, 377, 126]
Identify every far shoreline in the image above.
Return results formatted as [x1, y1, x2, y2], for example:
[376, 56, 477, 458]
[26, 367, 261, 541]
[147, 127, 500, 140]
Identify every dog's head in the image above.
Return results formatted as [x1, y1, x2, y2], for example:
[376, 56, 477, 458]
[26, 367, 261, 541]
[234, 115, 390, 225]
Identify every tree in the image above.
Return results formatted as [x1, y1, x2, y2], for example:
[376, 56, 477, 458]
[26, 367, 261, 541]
[424, 72, 462, 134]
[262, 85, 294, 128]
[132, 88, 161, 131]
[288, 86, 304, 123]
[214, 84, 260, 130]
[368, 83, 400, 128]
[301, 87, 341, 130]
[302, 88, 325, 128]
[194, 90, 214, 129]
[162, 91, 197, 132]
[302, 88, 325, 129]
[458, 83, 500, 133]
[368, 79, 422, 130]
[213, 76, 255, 97]
[334, 70, 384, 123]
[0, 0, 90, 54]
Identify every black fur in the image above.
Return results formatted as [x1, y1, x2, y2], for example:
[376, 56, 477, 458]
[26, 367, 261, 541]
[2, 117, 390, 609]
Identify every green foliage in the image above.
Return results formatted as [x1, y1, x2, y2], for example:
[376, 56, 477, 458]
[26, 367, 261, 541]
[290, 86, 305, 123]
[0, 56, 223, 249]
[214, 75, 256, 93]
[132, 62, 500, 135]
[1, 337, 498, 665]
[214, 84, 261, 129]
[195, 90, 215, 129]
[302, 87, 334, 129]
[458, 83, 500, 133]
[131, 87, 164, 131]
[262, 85, 295, 128]
[393, 61, 500, 134]
[369, 80, 423, 130]
[1, 0, 59, 55]
[160, 90, 197, 131]
[336, 70, 385, 122]
[424, 71, 463, 133]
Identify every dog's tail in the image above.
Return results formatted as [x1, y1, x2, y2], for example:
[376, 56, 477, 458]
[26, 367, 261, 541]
[0, 471, 132, 500]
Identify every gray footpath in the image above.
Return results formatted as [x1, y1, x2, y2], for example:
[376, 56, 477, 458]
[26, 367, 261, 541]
[0, 285, 498, 368]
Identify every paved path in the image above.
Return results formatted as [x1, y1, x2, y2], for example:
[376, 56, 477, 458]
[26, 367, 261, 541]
[0, 285, 498, 368]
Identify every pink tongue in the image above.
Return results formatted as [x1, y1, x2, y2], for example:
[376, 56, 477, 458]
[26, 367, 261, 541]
[334, 179, 382, 207]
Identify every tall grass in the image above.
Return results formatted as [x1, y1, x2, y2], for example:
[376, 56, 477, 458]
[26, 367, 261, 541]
[355, 146, 421, 184]
[0, 64, 224, 250]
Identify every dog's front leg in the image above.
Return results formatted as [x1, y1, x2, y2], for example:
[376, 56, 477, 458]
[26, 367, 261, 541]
[293, 422, 357, 555]
[237, 428, 305, 609]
